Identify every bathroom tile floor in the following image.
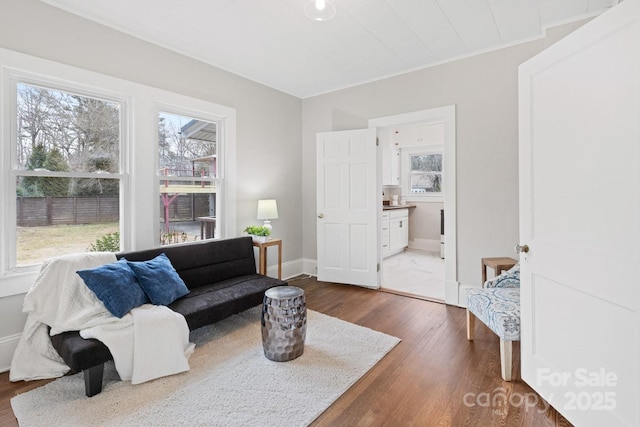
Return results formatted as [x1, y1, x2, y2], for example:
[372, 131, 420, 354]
[381, 248, 445, 302]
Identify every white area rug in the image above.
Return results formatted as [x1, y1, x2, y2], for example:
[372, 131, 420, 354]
[12, 306, 400, 427]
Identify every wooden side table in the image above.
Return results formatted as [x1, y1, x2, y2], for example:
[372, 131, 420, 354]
[197, 216, 216, 239]
[481, 257, 518, 285]
[253, 238, 282, 280]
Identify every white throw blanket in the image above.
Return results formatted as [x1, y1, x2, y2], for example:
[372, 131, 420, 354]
[81, 305, 194, 384]
[10, 252, 194, 384]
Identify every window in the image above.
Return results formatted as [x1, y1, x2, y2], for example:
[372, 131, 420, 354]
[410, 153, 442, 193]
[11, 81, 125, 269]
[401, 145, 443, 200]
[157, 111, 219, 245]
[1, 48, 237, 296]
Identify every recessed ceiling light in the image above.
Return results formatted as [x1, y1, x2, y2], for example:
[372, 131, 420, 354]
[304, 0, 336, 22]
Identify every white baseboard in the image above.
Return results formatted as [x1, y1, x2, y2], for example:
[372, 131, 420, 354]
[266, 258, 306, 280]
[262, 257, 320, 281]
[301, 258, 317, 277]
[0, 333, 21, 373]
[409, 238, 440, 252]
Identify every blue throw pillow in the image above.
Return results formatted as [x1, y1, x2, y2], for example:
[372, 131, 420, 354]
[77, 259, 149, 318]
[126, 253, 189, 306]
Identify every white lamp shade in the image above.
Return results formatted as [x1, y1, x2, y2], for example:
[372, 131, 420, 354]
[257, 199, 278, 220]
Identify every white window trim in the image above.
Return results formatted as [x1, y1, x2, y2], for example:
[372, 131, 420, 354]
[0, 47, 237, 298]
[5, 72, 131, 275]
[400, 144, 444, 202]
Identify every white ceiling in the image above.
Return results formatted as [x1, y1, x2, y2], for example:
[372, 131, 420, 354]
[41, 0, 617, 98]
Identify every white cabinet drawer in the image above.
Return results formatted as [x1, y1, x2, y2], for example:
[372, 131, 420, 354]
[389, 208, 408, 219]
[381, 219, 390, 239]
[381, 216, 390, 256]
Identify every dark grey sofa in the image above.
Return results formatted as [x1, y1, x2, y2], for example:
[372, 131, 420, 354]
[50, 236, 286, 397]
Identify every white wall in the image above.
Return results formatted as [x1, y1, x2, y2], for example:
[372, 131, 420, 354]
[407, 202, 443, 251]
[0, 0, 302, 371]
[301, 20, 590, 289]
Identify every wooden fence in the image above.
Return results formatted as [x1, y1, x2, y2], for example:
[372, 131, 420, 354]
[16, 195, 212, 226]
[17, 196, 119, 226]
[163, 194, 212, 221]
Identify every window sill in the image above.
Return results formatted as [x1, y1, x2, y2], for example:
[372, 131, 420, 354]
[0, 269, 39, 298]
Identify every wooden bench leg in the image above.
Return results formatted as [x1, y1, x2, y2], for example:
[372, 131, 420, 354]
[84, 364, 104, 397]
[466, 309, 475, 340]
[499, 339, 513, 381]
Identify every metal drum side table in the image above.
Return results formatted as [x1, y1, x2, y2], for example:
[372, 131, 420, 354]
[261, 286, 307, 362]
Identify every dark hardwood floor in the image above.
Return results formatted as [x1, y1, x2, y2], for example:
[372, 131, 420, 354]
[0, 276, 572, 427]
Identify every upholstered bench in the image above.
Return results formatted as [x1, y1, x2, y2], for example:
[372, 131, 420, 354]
[466, 264, 520, 381]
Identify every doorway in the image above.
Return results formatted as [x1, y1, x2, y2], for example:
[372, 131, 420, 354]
[369, 106, 458, 306]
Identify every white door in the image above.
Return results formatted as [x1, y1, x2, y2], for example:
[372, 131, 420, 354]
[518, 1, 639, 426]
[316, 128, 379, 287]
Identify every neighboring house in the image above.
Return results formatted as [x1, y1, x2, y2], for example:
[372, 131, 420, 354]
[0, 0, 587, 372]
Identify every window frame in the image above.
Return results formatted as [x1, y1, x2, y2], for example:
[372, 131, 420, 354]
[5, 72, 130, 274]
[400, 144, 444, 202]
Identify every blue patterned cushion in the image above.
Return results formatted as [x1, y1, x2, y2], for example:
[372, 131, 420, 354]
[467, 287, 520, 341]
[126, 253, 189, 306]
[484, 263, 520, 288]
[77, 259, 149, 318]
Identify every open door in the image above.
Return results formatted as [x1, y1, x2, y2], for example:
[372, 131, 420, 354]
[316, 128, 379, 287]
[518, 1, 639, 425]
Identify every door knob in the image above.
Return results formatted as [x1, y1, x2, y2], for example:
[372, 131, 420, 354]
[515, 244, 529, 254]
[317, 213, 324, 218]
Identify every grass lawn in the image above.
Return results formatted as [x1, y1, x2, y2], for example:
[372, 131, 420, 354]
[17, 223, 119, 266]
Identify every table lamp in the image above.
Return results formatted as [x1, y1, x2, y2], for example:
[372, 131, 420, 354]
[257, 199, 278, 234]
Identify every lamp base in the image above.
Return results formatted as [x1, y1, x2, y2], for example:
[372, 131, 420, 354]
[263, 220, 273, 234]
